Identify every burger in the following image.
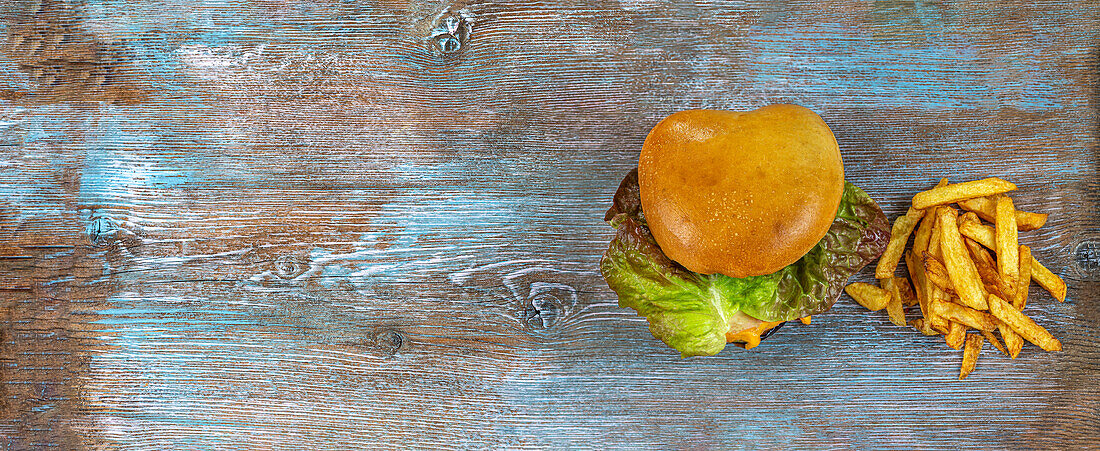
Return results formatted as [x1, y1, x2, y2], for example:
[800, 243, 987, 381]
[600, 105, 890, 356]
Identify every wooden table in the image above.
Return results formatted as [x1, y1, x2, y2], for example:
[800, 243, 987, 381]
[2, 1, 1097, 448]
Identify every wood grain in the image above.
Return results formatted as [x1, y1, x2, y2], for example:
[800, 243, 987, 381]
[1, 0, 1098, 448]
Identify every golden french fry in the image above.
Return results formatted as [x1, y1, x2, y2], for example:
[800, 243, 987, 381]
[945, 321, 967, 349]
[930, 298, 996, 331]
[938, 208, 989, 310]
[964, 238, 1012, 300]
[912, 180, 947, 254]
[1002, 244, 1029, 359]
[1030, 258, 1066, 303]
[963, 236, 996, 268]
[912, 205, 937, 259]
[960, 333, 984, 380]
[931, 320, 950, 335]
[880, 277, 907, 327]
[995, 196, 1020, 291]
[957, 196, 1048, 231]
[927, 287, 951, 334]
[1015, 245, 1032, 310]
[845, 283, 891, 311]
[1000, 321, 1023, 359]
[957, 222, 1065, 302]
[922, 252, 955, 293]
[928, 215, 944, 259]
[930, 315, 949, 333]
[958, 221, 996, 248]
[957, 211, 981, 229]
[894, 276, 917, 306]
[921, 211, 945, 321]
[905, 251, 929, 316]
[885, 295, 906, 327]
[800, 316, 811, 325]
[987, 294, 1062, 352]
[1014, 211, 1049, 231]
[876, 208, 925, 278]
[912, 178, 1017, 210]
[981, 330, 1008, 356]
[931, 315, 950, 335]
[909, 318, 939, 336]
[1012, 210, 1047, 231]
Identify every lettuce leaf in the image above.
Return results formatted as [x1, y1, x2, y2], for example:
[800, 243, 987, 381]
[600, 169, 889, 357]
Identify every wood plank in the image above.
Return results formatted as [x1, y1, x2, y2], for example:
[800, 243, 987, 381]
[0, 0, 1097, 448]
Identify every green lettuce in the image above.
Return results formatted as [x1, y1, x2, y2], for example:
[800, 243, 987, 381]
[600, 169, 889, 357]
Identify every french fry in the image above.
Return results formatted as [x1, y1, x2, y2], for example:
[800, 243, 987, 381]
[945, 321, 967, 349]
[894, 276, 917, 306]
[912, 178, 1017, 210]
[957, 212, 981, 231]
[964, 238, 1012, 300]
[930, 298, 996, 331]
[910, 255, 944, 335]
[1004, 243, 1031, 359]
[800, 316, 811, 325]
[928, 288, 951, 334]
[880, 277, 907, 327]
[960, 333, 984, 380]
[905, 251, 929, 316]
[876, 208, 925, 278]
[937, 208, 989, 310]
[958, 221, 996, 248]
[1015, 245, 1032, 310]
[845, 283, 891, 311]
[957, 196, 1048, 231]
[963, 236, 996, 268]
[995, 196, 1020, 292]
[922, 252, 955, 293]
[987, 294, 1062, 352]
[1030, 258, 1067, 303]
[928, 216, 944, 259]
[885, 295, 906, 327]
[981, 330, 1008, 356]
[958, 222, 1066, 302]
[1016, 212, 1049, 231]
[925, 208, 952, 333]
[1000, 321, 1023, 359]
[1002, 245, 1029, 359]
[909, 318, 939, 336]
[912, 205, 937, 259]
[911, 180, 947, 259]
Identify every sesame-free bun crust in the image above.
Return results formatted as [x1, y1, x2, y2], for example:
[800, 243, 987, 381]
[638, 105, 844, 278]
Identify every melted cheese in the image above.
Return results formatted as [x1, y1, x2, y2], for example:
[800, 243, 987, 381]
[725, 321, 783, 350]
[726, 317, 813, 349]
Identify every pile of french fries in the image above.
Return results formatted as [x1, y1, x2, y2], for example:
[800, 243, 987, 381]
[845, 177, 1066, 380]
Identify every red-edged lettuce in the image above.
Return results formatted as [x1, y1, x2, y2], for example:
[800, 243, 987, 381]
[601, 169, 889, 357]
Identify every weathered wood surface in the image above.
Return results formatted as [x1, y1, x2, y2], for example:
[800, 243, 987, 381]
[0, 0, 1097, 448]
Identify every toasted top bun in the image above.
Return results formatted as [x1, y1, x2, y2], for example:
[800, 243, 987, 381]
[638, 105, 844, 278]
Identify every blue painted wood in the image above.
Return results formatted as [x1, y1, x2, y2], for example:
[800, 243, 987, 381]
[0, 0, 1097, 448]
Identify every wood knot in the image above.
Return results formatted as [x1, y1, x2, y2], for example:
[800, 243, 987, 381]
[523, 282, 578, 330]
[85, 216, 117, 245]
[429, 11, 472, 57]
[273, 254, 311, 280]
[1074, 239, 1100, 279]
[372, 329, 405, 357]
[448, 260, 592, 334]
[246, 249, 317, 288]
